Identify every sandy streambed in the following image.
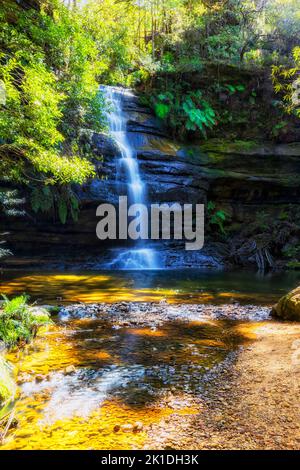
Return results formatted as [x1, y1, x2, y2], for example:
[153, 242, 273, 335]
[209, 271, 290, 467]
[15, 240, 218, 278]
[145, 322, 300, 450]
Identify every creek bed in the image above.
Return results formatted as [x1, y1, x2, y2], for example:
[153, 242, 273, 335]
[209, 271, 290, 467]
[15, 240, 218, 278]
[0, 269, 298, 449]
[1, 303, 266, 450]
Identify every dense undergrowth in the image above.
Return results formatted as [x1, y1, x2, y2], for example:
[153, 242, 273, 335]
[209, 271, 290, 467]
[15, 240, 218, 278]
[0, 1, 102, 183]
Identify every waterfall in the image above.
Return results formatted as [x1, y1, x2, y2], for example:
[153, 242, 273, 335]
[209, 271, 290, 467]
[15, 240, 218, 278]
[101, 85, 158, 270]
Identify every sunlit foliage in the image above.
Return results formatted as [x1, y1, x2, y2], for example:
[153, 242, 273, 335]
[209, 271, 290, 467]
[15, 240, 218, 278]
[272, 46, 300, 117]
[0, 0, 100, 186]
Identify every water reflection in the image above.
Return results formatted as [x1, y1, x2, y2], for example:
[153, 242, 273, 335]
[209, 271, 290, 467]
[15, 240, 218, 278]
[1, 269, 300, 305]
[1, 268, 297, 449]
[2, 316, 257, 449]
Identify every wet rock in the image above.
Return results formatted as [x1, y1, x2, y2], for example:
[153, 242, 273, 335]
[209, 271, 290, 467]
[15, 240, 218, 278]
[118, 302, 129, 313]
[64, 365, 76, 376]
[59, 302, 270, 324]
[17, 373, 32, 385]
[41, 305, 61, 315]
[2, 83, 300, 272]
[133, 421, 144, 432]
[35, 374, 44, 383]
[121, 424, 134, 433]
[272, 286, 300, 321]
[10, 417, 19, 429]
[91, 132, 121, 158]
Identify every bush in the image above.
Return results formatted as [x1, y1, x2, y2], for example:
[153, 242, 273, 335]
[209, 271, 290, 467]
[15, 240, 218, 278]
[0, 295, 51, 348]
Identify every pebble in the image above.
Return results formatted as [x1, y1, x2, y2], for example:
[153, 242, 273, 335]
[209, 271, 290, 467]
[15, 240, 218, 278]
[59, 302, 271, 325]
[64, 365, 76, 375]
[120, 424, 134, 433]
[35, 374, 44, 383]
[133, 421, 143, 432]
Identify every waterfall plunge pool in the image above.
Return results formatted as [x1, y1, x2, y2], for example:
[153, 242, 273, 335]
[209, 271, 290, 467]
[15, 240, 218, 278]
[1, 268, 300, 305]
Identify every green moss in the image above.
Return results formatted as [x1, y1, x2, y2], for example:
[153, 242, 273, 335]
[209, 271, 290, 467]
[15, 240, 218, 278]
[201, 139, 259, 154]
[272, 286, 300, 321]
[286, 261, 300, 270]
[45, 305, 61, 315]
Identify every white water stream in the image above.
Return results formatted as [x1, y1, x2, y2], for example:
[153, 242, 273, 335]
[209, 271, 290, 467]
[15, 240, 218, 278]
[101, 86, 158, 269]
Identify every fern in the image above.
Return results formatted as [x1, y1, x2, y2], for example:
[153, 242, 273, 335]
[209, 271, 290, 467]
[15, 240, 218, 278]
[152, 88, 215, 138]
[30, 186, 53, 213]
[69, 193, 79, 222]
[58, 199, 68, 224]
[224, 83, 245, 95]
[30, 185, 80, 224]
[0, 187, 25, 260]
[154, 102, 170, 119]
[207, 201, 229, 235]
[0, 295, 51, 348]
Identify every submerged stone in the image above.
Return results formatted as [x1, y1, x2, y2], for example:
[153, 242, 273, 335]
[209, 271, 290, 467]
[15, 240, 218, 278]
[120, 424, 134, 432]
[133, 421, 143, 432]
[35, 375, 44, 383]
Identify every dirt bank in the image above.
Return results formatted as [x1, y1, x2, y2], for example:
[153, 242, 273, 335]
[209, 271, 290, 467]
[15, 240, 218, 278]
[145, 322, 300, 450]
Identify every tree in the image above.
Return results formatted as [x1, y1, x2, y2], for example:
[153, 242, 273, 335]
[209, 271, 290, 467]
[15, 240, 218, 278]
[0, 0, 101, 187]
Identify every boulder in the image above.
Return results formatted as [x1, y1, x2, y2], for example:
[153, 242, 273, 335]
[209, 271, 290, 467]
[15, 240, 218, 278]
[272, 286, 300, 321]
[91, 132, 120, 158]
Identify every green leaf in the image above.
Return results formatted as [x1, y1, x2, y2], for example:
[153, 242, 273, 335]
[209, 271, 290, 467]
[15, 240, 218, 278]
[58, 199, 68, 224]
[154, 102, 170, 119]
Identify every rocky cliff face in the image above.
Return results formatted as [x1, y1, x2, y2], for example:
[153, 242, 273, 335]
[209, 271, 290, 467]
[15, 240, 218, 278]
[2, 92, 300, 270]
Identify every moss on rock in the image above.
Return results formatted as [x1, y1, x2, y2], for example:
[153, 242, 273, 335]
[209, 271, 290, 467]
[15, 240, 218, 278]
[272, 286, 300, 321]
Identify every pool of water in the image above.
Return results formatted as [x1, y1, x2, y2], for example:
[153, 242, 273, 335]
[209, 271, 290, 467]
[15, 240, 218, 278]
[2, 315, 257, 450]
[1, 268, 299, 305]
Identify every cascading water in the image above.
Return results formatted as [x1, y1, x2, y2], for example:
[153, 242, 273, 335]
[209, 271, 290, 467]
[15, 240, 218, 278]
[101, 85, 158, 269]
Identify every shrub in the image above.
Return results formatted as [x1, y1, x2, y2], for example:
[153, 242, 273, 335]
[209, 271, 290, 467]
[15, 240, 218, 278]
[0, 295, 51, 348]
